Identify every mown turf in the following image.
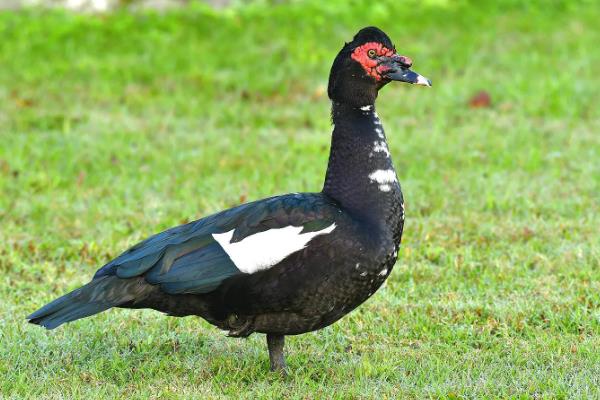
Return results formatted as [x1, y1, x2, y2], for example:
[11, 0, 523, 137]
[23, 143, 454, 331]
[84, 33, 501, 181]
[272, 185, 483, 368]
[1, 1, 599, 398]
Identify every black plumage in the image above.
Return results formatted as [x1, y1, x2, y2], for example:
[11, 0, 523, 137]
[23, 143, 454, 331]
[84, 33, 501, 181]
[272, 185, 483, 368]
[28, 26, 431, 372]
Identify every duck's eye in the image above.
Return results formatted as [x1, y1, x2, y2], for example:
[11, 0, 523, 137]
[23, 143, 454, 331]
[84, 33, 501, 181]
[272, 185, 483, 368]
[367, 49, 377, 59]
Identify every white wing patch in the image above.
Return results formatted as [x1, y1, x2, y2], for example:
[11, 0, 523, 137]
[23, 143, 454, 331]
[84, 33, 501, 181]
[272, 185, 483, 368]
[212, 223, 336, 274]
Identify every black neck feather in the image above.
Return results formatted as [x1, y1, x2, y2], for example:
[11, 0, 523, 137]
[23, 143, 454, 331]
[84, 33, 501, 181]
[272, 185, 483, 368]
[322, 102, 403, 225]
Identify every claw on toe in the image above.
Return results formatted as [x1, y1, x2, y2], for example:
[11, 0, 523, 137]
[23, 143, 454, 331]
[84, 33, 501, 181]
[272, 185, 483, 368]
[225, 314, 254, 337]
[270, 363, 287, 376]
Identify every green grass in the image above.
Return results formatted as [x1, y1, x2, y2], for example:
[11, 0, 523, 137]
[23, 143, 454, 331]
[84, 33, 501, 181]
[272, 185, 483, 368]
[1, 0, 600, 398]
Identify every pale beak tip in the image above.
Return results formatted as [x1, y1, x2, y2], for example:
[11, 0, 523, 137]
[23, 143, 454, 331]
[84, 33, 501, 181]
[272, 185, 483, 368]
[415, 75, 432, 87]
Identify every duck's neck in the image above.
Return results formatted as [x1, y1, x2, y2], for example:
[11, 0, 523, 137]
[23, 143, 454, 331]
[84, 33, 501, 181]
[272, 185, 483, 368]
[322, 101, 403, 224]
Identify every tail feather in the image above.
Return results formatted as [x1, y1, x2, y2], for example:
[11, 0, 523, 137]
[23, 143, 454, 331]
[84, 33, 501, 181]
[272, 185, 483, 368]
[29, 302, 112, 330]
[27, 276, 152, 329]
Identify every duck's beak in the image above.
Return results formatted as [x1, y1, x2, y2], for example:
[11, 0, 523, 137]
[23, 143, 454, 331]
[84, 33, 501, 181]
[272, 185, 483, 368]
[387, 68, 432, 86]
[380, 55, 431, 87]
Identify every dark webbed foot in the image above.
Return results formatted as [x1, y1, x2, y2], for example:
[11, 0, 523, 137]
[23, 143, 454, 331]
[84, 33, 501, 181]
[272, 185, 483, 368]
[266, 334, 286, 373]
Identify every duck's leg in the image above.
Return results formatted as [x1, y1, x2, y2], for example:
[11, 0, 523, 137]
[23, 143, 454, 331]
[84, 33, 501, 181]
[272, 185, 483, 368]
[266, 334, 286, 373]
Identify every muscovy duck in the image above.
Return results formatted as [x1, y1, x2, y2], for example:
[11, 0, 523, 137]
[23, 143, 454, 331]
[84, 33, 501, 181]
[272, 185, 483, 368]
[28, 26, 430, 372]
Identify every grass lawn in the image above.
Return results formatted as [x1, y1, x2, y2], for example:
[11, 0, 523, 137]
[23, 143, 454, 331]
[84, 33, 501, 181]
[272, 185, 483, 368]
[1, 1, 599, 398]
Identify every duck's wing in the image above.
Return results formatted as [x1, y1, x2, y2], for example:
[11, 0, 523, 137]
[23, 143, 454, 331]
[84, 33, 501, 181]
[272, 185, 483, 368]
[93, 193, 340, 295]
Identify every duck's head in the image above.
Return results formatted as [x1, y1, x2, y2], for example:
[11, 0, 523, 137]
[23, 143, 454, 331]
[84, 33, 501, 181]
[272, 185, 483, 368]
[328, 26, 431, 106]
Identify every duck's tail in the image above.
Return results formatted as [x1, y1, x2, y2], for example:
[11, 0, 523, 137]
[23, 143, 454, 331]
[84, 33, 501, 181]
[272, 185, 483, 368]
[27, 275, 151, 329]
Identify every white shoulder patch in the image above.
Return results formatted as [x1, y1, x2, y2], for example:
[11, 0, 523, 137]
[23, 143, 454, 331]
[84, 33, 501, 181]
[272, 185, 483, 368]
[212, 223, 336, 274]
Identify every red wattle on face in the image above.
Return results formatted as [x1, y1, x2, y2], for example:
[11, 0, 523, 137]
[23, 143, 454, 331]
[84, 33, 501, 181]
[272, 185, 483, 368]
[350, 42, 396, 81]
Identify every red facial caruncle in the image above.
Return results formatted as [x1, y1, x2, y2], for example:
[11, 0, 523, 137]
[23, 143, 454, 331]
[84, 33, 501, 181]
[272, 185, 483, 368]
[351, 42, 413, 81]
